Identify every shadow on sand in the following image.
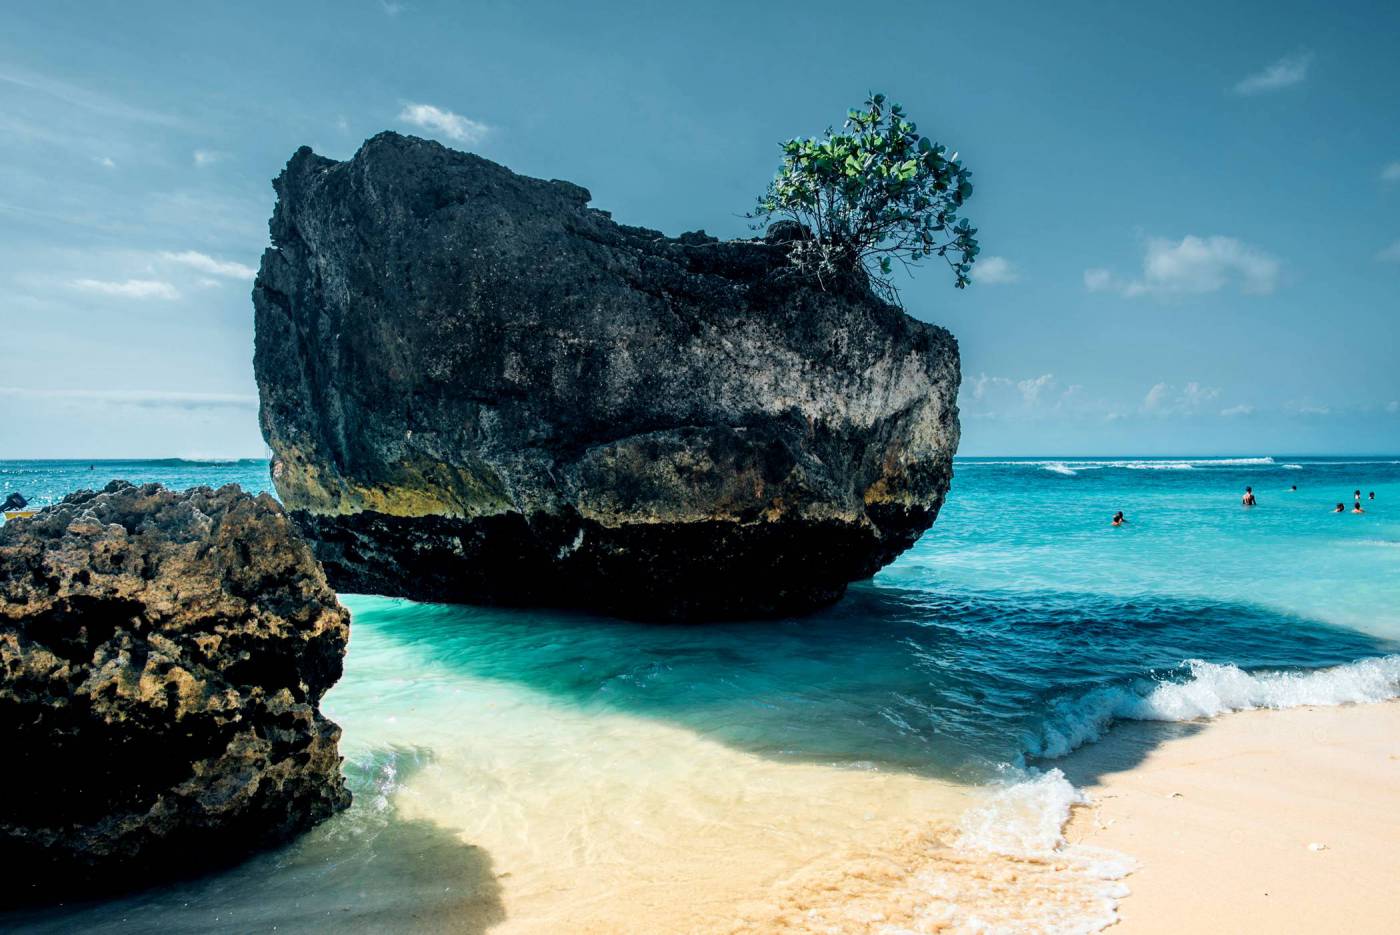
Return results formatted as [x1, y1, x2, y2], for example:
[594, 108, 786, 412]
[3, 746, 507, 935]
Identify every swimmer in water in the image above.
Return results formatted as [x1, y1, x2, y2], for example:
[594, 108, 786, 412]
[1112, 511, 1126, 526]
[1334, 503, 1346, 513]
[1242, 486, 1257, 506]
[1370, 491, 1376, 501]
[1353, 503, 1365, 514]
[1289, 484, 1297, 492]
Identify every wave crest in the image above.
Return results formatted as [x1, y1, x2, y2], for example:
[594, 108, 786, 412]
[1027, 655, 1400, 759]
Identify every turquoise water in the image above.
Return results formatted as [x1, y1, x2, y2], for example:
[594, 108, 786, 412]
[4, 456, 1400, 932]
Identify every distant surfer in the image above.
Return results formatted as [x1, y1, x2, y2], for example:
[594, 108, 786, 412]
[1242, 486, 1257, 506]
[1112, 511, 1126, 526]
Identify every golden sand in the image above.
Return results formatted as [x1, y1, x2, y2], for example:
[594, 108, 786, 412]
[1062, 701, 1400, 934]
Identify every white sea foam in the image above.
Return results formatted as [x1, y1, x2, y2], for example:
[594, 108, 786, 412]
[967, 457, 1277, 471]
[945, 653, 1400, 932]
[1283, 463, 1304, 469]
[1027, 655, 1400, 759]
[1121, 460, 1195, 470]
[947, 768, 1135, 934]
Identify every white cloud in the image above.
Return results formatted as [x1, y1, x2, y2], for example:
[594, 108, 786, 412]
[94, 156, 116, 169]
[1083, 268, 1114, 292]
[1017, 373, 1056, 405]
[1233, 52, 1312, 96]
[1086, 235, 1280, 297]
[161, 250, 256, 279]
[972, 256, 1020, 285]
[1220, 403, 1255, 417]
[963, 372, 1101, 421]
[1382, 162, 1400, 183]
[0, 386, 256, 410]
[1377, 240, 1400, 264]
[70, 278, 179, 299]
[193, 149, 226, 167]
[1294, 404, 1330, 416]
[1143, 381, 1219, 416]
[398, 103, 490, 145]
[967, 373, 1001, 401]
[380, 0, 406, 13]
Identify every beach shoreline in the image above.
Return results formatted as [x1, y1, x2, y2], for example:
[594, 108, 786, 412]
[1060, 700, 1400, 934]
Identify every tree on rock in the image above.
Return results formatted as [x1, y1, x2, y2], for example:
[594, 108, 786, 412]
[752, 93, 979, 301]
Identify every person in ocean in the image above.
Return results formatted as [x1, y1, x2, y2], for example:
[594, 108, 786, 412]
[1112, 511, 1126, 526]
[1289, 484, 1297, 492]
[1354, 490, 1362, 506]
[1353, 502, 1365, 514]
[1370, 491, 1376, 501]
[1334, 503, 1346, 513]
[1242, 486, 1257, 506]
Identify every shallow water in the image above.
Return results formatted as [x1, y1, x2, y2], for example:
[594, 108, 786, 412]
[3, 456, 1399, 932]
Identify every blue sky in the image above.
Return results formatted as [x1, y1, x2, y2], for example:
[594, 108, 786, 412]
[1, 0, 1397, 458]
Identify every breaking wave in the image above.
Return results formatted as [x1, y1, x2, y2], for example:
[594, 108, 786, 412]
[1026, 655, 1400, 759]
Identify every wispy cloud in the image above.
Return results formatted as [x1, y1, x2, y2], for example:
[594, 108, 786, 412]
[1377, 240, 1400, 264]
[1233, 52, 1313, 96]
[0, 386, 256, 410]
[193, 149, 226, 167]
[964, 372, 1098, 420]
[971, 256, 1020, 285]
[70, 278, 179, 300]
[380, 0, 407, 14]
[1381, 162, 1400, 183]
[0, 66, 178, 125]
[161, 250, 256, 279]
[94, 156, 116, 169]
[1085, 235, 1280, 297]
[1220, 403, 1255, 417]
[1016, 373, 1056, 405]
[398, 103, 490, 145]
[1143, 381, 1219, 416]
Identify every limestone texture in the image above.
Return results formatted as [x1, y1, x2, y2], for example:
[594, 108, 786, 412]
[0, 481, 350, 902]
[254, 132, 960, 619]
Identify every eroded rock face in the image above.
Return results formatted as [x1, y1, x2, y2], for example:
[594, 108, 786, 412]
[254, 132, 960, 619]
[0, 482, 350, 903]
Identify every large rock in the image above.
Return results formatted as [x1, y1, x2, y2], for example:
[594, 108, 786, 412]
[0, 482, 350, 903]
[254, 132, 960, 619]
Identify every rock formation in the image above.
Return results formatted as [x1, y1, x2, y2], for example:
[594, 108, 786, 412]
[254, 132, 960, 619]
[0, 482, 350, 903]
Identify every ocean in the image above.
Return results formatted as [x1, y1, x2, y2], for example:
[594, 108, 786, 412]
[3, 456, 1399, 932]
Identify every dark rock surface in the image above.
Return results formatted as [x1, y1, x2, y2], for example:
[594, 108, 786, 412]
[0, 482, 351, 903]
[254, 132, 960, 619]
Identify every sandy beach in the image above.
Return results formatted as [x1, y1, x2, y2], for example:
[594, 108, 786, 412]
[1061, 701, 1400, 934]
